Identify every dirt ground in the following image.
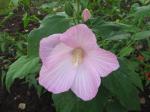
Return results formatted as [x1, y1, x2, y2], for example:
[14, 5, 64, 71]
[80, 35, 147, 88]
[0, 80, 55, 112]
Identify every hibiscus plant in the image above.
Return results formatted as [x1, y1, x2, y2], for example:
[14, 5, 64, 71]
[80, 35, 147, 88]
[4, 0, 150, 112]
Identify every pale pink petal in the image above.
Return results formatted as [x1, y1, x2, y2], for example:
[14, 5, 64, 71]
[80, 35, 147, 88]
[39, 48, 77, 93]
[44, 43, 73, 68]
[71, 61, 101, 101]
[60, 24, 98, 50]
[87, 48, 119, 77]
[39, 34, 61, 63]
[82, 9, 91, 22]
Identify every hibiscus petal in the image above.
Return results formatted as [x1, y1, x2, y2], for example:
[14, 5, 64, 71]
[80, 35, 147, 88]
[39, 34, 61, 63]
[39, 51, 77, 93]
[71, 62, 101, 101]
[88, 48, 119, 77]
[60, 24, 98, 50]
[43, 43, 73, 69]
[39, 43, 77, 93]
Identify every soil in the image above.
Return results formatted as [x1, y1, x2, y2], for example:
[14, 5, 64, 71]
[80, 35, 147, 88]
[0, 6, 42, 35]
[0, 80, 55, 112]
[140, 85, 150, 112]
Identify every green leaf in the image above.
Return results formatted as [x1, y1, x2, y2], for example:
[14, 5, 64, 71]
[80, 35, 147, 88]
[108, 33, 131, 40]
[65, 1, 74, 17]
[40, 2, 57, 10]
[134, 5, 150, 19]
[139, 0, 150, 5]
[25, 74, 43, 96]
[115, 59, 143, 89]
[92, 21, 135, 39]
[134, 30, 150, 40]
[0, 0, 10, 15]
[22, 12, 30, 28]
[106, 100, 128, 112]
[81, 0, 89, 8]
[102, 59, 141, 111]
[53, 86, 109, 112]
[5, 56, 40, 90]
[119, 47, 134, 57]
[28, 15, 70, 57]
[10, 0, 19, 6]
[141, 51, 150, 60]
[122, 59, 143, 90]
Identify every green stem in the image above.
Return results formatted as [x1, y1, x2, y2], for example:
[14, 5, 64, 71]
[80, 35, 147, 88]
[77, 0, 80, 13]
[76, 0, 80, 23]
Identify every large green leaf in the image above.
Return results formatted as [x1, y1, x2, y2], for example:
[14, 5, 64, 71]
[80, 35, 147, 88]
[119, 47, 134, 57]
[134, 5, 150, 19]
[106, 100, 128, 112]
[108, 33, 131, 40]
[121, 59, 143, 90]
[28, 15, 70, 57]
[92, 21, 135, 40]
[134, 30, 150, 40]
[139, 0, 150, 5]
[102, 59, 141, 111]
[5, 56, 40, 90]
[53, 86, 109, 112]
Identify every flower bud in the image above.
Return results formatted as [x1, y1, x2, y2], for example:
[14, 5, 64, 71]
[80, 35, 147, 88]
[82, 8, 91, 22]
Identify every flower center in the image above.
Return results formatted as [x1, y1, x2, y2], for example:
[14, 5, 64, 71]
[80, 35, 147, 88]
[72, 48, 84, 66]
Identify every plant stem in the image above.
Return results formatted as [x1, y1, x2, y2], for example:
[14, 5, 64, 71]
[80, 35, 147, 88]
[77, 0, 80, 13]
[76, 0, 80, 23]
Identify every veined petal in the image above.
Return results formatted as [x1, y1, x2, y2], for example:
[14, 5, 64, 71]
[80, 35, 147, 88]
[71, 62, 101, 101]
[88, 48, 119, 77]
[60, 24, 98, 50]
[44, 43, 73, 69]
[39, 34, 61, 63]
[39, 53, 77, 93]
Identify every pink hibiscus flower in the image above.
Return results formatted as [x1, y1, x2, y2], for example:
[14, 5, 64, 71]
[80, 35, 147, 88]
[39, 24, 119, 101]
